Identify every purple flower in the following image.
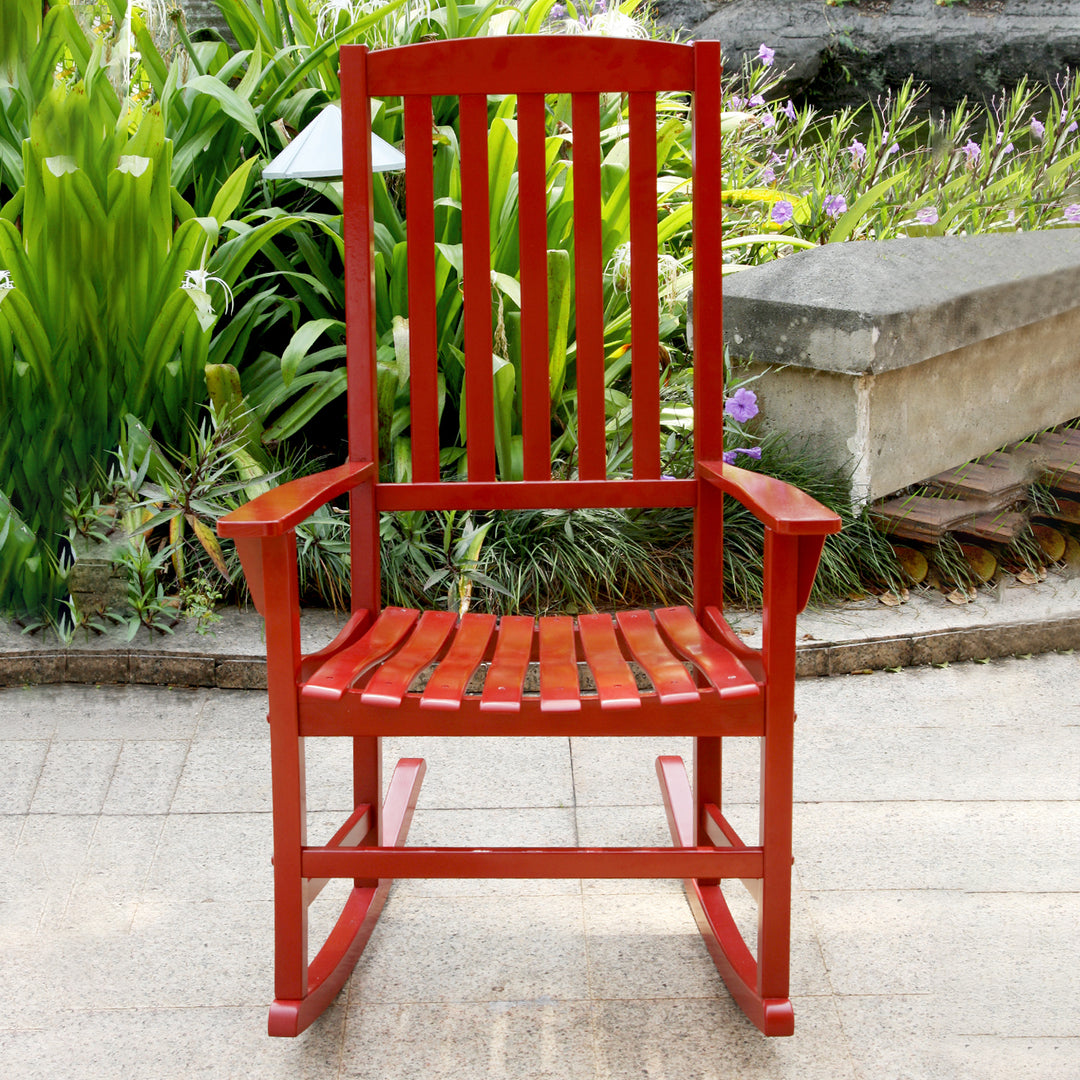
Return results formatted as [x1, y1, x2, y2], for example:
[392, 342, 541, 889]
[1031, 118, 1045, 139]
[823, 193, 847, 218]
[757, 43, 775, 67]
[782, 99, 797, 122]
[595, 0, 607, 10]
[760, 112, 775, 129]
[724, 387, 759, 423]
[770, 200, 794, 225]
[848, 139, 866, 163]
[916, 206, 939, 225]
[748, 93, 765, 107]
[761, 166, 776, 183]
[962, 139, 981, 165]
[550, 2, 566, 16]
[723, 447, 762, 464]
[1000, 141, 1014, 155]
[1065, 204, 1080, 223]
[1068, 121, 1079, 134]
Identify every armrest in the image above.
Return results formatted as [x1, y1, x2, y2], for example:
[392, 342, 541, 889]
[698, 460, 842, 536]
[217, 461, 375, 539]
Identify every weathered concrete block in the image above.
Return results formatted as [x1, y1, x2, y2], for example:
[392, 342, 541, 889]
[723, 232, 1080, 504]
[668, 0, 1080, 111]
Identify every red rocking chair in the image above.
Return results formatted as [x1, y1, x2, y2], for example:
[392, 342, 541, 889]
[218, 35, 841, 1038]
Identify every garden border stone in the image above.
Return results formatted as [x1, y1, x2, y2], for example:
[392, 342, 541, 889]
[2, 574, 1077, 684]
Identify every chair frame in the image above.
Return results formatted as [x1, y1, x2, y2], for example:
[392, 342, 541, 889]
[219, 35, 840, 1039]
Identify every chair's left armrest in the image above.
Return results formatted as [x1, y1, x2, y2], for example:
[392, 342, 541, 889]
[217, 461, 375, 539]
[698, 459, 842, 537]
[698, 459, 842, 616]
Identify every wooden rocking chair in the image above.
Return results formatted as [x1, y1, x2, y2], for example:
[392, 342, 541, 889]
[218, 35, 841, 1038]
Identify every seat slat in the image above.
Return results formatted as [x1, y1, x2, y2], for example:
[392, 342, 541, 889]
[404, 93, 441, 482]
[570, 91, 607, 481]
[539, 616, 581, 713]
[517, 91, 552, 482]
[655, 606, 759, 699]
[420, 613, 497, 711]
[479, 615, 536, 712]
[616, 610, 699, 704]
[578, 613, 640, 709]
[361, 610, 458, 707]
[302, 608, 419, 701]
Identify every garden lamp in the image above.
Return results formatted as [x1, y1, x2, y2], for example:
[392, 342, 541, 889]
[262, 104, 405, 180]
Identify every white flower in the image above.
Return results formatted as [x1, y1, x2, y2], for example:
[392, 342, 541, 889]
[0, 269, 14, 293]
[181, 268, 234, 331]
[570, 11, 649, 38]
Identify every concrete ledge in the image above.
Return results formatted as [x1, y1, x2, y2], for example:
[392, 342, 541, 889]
[723, 233, 1080, 503]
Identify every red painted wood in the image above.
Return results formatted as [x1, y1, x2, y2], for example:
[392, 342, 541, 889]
[616, 610, 699, 704]
[655, 754, 694, 846]
[304, 804, 373, 906]
[376, 478, 696, 512]
[299, 609, 373, 683]
[361, 610, 458, 706]
[570, 92, 607, 481]
[538, 616, 581, 713]
[699, 460, 843, 535]
[237, 38, 851, 1041]
[302, 608, 418, 701]
[218, 461, 374, 538]
[628, 90, 661, 480]
[340, 47, 380, 470]
[269, 759, 425, 1038]
[757, 530, 798, 1002]
[691, 41, 725, 463]
[578, 613, 640, 709]
[479, 615, 535, 712]
[654, 606, 759, 699]
[517, 92, 552, 481]
[300, 690, 762, 738]
[420, 613, 497, 710]
[261, 533, 307, 1004]
[459, 92, 497, 482]
[404, 93, 441, 482]
[366, 37, 695, 96]
[380, 756, 427, 847]
[302, 845, 763, 880]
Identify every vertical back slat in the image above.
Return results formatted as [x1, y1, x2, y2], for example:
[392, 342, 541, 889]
[692, 42, 725, 463]
[459, 93, 497, 482]
[517, 92, 552, 481]
[341, 46, 379, 468]
[570, 92, 607, 481]
[404, 94, 441, 482]
[341, 46, 382, 612]
[628, 91, 661, 479]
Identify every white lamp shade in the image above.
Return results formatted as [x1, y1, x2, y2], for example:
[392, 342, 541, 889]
[262, 104, 405, 180]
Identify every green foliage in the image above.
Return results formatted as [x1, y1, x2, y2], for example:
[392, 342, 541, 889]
[719, 65, 1080, 269]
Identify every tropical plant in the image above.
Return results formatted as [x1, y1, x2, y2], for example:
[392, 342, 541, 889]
[0, 21, 312, 615]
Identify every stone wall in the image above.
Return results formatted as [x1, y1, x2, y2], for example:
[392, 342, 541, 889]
[655, 0, 1080, 110]
[180, 0, 230, 37]
[721, 232, 1080, 504]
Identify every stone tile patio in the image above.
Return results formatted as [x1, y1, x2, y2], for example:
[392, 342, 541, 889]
[0, 652, 1077, 1079]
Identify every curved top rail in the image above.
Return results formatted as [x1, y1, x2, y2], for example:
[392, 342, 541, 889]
[361, 35, 696, 95]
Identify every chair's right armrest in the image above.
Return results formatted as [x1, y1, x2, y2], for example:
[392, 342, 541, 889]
[217, 461, 375, 539]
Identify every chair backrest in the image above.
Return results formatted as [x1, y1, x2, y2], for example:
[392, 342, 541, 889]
[339, 35, 724, 520]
